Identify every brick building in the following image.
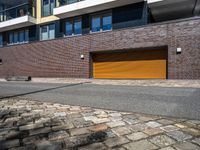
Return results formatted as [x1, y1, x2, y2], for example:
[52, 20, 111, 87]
[0, 0, 200, 79]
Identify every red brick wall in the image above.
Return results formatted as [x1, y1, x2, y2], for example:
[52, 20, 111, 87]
[0, 18, 200, 79]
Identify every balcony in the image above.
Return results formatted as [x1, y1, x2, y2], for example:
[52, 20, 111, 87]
[0, 3, 36, 32]
[148, 0, 200, 22]
[53, 0, 143, 18]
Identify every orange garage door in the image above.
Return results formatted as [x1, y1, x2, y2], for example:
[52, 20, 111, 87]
[92, 49, 167, 79]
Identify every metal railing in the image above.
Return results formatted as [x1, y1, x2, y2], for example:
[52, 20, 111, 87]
[0, 3, 35, 22]
[58, 0, 84, 7]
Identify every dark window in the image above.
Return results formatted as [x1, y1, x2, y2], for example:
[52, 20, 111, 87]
[91, 12, 112, 33]
[65, 17, 82, 36]
[42, 0, 55, 17]
[91, 16, 101, 32]
[65, 20, 73, 36]
[40, 24, 55, 40]
[8, 29, 29, 45]
[0, 59, 2, 65]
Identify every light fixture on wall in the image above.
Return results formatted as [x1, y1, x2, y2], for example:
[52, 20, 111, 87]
[80, 54, 84, 59]
[176, 48, 182, 54]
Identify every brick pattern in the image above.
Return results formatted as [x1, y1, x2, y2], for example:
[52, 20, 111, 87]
[0, 18, 200, 79]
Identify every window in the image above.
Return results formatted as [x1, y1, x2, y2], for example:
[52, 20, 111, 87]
[42, 0, 55, 17]
[8, 29, 29, 45]
[0, 34, 2, 47]
[65, 17, 82, 36]
[91, 12, 112, 33]
[40, 24, 55, 41]
[91, 16, 101, 32]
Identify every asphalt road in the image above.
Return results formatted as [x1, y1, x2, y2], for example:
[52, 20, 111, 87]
[0, 81, 200, 120]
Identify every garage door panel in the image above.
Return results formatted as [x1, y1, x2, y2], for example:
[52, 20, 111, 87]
[93, 50, 167, 79]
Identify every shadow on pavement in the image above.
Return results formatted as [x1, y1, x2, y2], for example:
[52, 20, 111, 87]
[0, 82, 90, 100]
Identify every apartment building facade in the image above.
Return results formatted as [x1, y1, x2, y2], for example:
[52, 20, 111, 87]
[0, 0, 200, 79]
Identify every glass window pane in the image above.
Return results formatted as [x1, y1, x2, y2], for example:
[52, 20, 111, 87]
[25, 30, 29, 42]
[41, 26, 48, 40]
[43, 0, 50, 16]
[0, 35, 2, 47]
[92, 16, 101, 32]
[9, 32, 13, 44]
[74, 18, 82, 35]
[50, 0, 55, 15]
[14, 32, 18, 43]
[102, 15, 112, 31]
[49, 24, 55, 39]
[19, 31, 24, 43]
[65, 20, 73, 36]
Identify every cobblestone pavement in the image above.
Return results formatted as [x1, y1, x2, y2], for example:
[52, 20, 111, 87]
[0, 99, 200, 150]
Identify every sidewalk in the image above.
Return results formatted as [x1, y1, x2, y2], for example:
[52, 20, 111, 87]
[0, 99, 200, 150]
[32, 78, 200, 88]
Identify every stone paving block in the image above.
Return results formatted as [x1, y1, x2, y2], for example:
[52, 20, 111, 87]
[5, 130, 20, 140]
[186, 120, 200, 126]
[29, 127, 51, 136]
[157, 119, 175, 125]
[149, 135, 176, 148]
[106, 121, 126, 128]
[72, 118, 93, 128]
[181, 127, 200, 136]
[69, 127, 90, 136]
[159, 146, 176, 150]
[23, 135, 42, 144]
[123, 139, 158, 150]
[19, 123, 44, 131]
[89, 124, 108, 132]
[104, 137, 129, 148]
[126, 132, 148, 141]
[111, 126, 131, 136]
[192, 138, 200, 146]
[51, 123, 74, 131]
[144, 127, 164, 136]
[1, 139, 20, 149]
[175, 123, 188, 129]
[78, 142, 107, 150]
[146, 121, 162, 128]
[139, 116, 159, 122]
[54, 112, 67, 117]
[167, 130, 192, 141]
[130, 123, 149, 132]
[48, 130, 69, 140]
[109, 113, 122, 117]
[123, 118, 140, 125]
[36, 140, 62, 150]
[93, 118, 110, 124]
[84, 116, 98, 121]
[160, 125, 179, 132]
[105, 130, 116, 138]
[173, 141, 200, 150]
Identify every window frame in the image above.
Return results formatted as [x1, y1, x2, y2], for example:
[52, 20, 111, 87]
[90, 11, 112, 33]
[8, 29, 29, 45]
[42, 0, 55, 17]
[64, 17, 82, 37]
[40, 23, 56, 41]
